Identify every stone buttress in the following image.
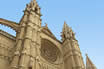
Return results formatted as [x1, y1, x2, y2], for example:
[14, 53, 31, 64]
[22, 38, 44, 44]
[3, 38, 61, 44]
[0, 0, 96, 69]
[10, 0, 42, 69]
[61, 22, 85, 69]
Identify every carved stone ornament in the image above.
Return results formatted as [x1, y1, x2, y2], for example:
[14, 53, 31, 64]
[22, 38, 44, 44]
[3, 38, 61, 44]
[62, 23, 76, 41]
[40, 39, 61, 63]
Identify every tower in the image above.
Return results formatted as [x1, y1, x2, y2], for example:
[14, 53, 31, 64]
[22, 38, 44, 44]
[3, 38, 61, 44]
[62, 22, 85, 69]
[10, 0, 42, 69]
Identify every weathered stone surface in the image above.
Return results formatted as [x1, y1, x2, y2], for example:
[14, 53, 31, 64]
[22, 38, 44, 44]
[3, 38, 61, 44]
[0, 0, 96, 69]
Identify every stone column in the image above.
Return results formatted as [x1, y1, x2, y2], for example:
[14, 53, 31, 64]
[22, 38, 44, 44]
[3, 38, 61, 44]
[19, 26, 33, 69]
[71, 40, 82, 69]
[11, 26, 25, 69]
[30, 43, 37, 69]
[79, 55, 85, 69]
[10, 10, 29, 69]
[68, 41, 76, 69]
[36, 56, 41, 69]
[70, 52, 76, 69]
[63, 39, 76, 69]
[73, 55, 81, 69]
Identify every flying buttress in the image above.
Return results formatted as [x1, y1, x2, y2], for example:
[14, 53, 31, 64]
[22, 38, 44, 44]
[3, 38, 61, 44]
[0, 18, 20, 32]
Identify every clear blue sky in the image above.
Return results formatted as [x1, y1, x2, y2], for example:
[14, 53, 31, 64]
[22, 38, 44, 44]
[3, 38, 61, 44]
[0, 0, 104, 69]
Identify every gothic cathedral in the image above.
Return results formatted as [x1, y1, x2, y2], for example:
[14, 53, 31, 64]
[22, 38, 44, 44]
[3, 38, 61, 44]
[0, 0, 96, 69]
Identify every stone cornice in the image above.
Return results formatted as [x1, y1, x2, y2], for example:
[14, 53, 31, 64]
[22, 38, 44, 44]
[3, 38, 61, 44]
[0, 30, 16, 40]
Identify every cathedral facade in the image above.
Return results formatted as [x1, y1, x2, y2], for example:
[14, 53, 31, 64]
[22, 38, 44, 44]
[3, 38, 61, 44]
[0, 0, 96, 69]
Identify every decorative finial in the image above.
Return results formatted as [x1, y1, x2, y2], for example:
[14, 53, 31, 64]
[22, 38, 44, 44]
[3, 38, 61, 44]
[63, 21, 67, 29]
[85, 53, 88, 56]
[45, 23, 48, 28]
[64, 21, 68, 27]
[33, 0, 36, 3]
[64, 21, 66, 24]
[30, 0, 37, 6]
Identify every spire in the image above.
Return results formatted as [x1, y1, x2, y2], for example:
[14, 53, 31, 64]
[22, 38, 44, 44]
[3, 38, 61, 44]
[62, 21, 75, 41]
[62, 21, 67, 32]
[25, 0, 42, 16]
[29, 0, 38, 8]
[33, 0, 36, 3]
[45, 23, 48, 28]
[32, 0, 38, 6]
[86, 54, 97, 69]
[64, 21, 66, 24]
[63, 21, 73, 33]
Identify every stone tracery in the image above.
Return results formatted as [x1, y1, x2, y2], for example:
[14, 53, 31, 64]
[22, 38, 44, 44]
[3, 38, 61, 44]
[41, 39, 61, 63]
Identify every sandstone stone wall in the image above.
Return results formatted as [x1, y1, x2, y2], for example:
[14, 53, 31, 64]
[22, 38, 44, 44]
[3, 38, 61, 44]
[0, 30, 15, 69]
